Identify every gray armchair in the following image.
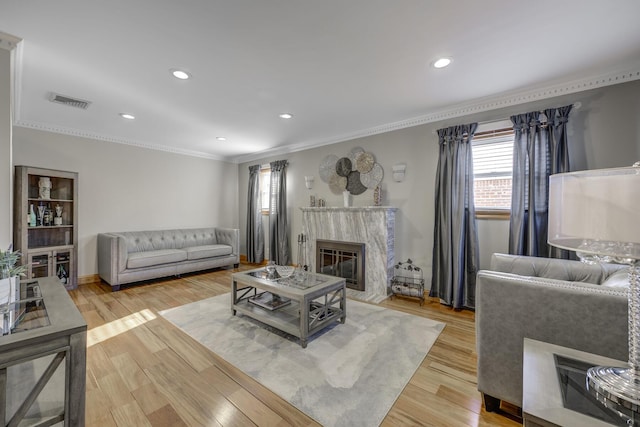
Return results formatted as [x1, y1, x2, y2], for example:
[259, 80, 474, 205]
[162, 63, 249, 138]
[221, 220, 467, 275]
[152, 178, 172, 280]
[476, 253, 629, 411]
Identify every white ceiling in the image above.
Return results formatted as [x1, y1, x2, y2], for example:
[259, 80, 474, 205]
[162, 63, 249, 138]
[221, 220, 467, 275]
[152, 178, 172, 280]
[2, 1, 640, 163]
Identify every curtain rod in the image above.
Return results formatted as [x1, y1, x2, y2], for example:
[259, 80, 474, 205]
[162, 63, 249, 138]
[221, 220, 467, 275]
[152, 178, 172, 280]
[479, 101, 581, 125]
[433, 102, 582, 134]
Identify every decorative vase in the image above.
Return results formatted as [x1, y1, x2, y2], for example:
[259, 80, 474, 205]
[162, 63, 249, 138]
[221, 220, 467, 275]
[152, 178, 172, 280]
[293, 234, 307, 283]
[54, 204, 63, 225]
[374, 185, 382, 206]
[0, 276, 19, 306]
[343, 190, 350, 207]
[29, 204, 36, 227]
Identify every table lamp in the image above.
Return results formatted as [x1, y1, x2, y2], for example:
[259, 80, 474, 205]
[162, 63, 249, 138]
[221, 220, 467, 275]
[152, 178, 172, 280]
[548, 164, 640, 417]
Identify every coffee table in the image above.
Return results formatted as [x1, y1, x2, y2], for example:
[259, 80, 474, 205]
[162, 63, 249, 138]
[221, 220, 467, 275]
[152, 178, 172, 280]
[231, 268, 346, 348]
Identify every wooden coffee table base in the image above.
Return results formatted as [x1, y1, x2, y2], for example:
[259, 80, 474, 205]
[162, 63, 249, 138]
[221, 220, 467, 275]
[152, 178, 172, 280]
[231, 269, 346, 348]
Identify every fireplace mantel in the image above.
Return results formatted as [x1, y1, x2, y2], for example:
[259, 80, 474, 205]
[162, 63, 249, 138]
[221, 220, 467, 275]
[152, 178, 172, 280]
[300, 206, 396, 303]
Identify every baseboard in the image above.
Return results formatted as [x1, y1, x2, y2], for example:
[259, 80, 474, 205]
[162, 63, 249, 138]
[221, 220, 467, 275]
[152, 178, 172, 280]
[78, 261, 259, 287]
[78, 274, 101, 286]
[240, 255, 267, 266]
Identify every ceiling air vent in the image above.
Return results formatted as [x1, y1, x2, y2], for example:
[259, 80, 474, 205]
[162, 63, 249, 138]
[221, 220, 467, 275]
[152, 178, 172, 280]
[48, 93, 92, 110]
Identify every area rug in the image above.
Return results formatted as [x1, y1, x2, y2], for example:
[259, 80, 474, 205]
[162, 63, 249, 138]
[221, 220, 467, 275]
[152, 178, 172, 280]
[159, 294, 445, 427]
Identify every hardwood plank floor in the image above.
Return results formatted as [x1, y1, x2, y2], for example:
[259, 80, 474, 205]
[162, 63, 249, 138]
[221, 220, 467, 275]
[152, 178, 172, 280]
[70, 265, 522, 426]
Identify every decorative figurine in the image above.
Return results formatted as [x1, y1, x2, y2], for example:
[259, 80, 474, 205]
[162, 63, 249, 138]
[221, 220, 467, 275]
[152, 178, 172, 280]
[54, 204, 63, 225]
[38, 177, 51, 199]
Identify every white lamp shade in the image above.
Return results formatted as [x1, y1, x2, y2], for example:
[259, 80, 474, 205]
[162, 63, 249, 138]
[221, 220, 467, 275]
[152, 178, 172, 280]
[548, 166, 640, 260]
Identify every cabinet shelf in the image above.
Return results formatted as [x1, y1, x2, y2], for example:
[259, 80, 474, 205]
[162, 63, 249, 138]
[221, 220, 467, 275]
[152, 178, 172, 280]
[28, 225, 74, 229]
[28, 198, 74, 203]
[14, 166, 78, 290]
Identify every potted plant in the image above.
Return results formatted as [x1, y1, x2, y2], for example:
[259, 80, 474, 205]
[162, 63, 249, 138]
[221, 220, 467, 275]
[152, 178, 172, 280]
[0, 245, 27, 305]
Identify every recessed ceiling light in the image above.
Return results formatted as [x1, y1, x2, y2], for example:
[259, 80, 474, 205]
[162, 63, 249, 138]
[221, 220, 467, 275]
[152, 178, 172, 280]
[171, 69, 191, 80]
[216, 137, 227, 141]
[433, 57, 452, 69]
[279, 113, 293, 119]
[119, 113, 135, 120]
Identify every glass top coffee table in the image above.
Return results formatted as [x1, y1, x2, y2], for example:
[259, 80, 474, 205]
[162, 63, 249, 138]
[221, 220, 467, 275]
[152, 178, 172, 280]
[231, 267, 346, 348]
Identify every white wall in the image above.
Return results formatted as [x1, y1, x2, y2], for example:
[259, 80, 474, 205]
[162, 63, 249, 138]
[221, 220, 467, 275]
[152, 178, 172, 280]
[238, 80, 640, 286]
[12, 127, 239, 277]
[0, 48, 12, 249]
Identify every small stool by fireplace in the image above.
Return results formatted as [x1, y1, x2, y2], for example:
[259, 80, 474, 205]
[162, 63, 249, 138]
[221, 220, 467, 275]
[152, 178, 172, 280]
[316, 239, 365, 291]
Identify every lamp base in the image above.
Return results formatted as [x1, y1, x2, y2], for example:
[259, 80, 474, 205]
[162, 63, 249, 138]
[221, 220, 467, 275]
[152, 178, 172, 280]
[587, 365, 640, 422]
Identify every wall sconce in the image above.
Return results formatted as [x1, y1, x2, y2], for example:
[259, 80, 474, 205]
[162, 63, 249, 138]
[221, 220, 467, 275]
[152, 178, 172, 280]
[305, 176, 315, 189]
[392, 164, 406, 182]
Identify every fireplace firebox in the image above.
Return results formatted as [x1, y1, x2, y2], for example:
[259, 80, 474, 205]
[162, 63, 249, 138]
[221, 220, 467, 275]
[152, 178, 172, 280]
[316, 239, 365, 291]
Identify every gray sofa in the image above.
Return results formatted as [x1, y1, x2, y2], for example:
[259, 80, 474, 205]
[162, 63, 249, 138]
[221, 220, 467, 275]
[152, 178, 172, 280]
[97, 227, 239, 291]
[476, 253, 629, 411]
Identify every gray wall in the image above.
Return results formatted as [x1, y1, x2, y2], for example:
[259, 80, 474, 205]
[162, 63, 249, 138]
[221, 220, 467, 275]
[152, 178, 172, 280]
[12, 127, 239, 277]
[238, 79, 640, 287]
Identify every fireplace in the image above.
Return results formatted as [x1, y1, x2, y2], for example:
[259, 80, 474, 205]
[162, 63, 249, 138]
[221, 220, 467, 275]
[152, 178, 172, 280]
[301, 206, 396, 303]
[316, 239, 365, 291]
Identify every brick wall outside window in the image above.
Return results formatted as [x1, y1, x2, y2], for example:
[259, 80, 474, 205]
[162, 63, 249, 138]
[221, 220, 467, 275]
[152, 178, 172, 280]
[474, 177, 512, 209]
[472, 126, 514, 211]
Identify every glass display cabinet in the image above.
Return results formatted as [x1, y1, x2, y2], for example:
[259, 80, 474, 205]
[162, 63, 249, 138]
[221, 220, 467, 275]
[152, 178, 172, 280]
[13, 166, 78, 290]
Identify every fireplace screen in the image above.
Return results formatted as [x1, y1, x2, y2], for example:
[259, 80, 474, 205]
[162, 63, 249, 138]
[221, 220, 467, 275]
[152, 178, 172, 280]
[316, 239, 365, 291]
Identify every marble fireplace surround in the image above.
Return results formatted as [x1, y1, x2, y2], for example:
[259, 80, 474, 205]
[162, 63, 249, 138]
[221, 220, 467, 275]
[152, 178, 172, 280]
[300, 207, 396, 303]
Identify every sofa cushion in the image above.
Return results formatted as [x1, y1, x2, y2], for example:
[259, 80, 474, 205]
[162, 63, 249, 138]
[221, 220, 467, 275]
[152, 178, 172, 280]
[127, 249, 187, 269]
[185, 244, 232, 260]
[601, 269, 630, 288]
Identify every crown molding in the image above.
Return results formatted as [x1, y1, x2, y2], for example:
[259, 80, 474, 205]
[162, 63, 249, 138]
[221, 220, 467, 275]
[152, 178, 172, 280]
[0, 32, 21, 51]
[13, 119, 231, 162]
[231, 62, 640, 164]
[10, 57, 640, 165]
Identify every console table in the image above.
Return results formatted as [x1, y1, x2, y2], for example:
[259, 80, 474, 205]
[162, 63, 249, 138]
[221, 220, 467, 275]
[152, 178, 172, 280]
[523, 338, 631, 427]
[0, 276, 87, 426]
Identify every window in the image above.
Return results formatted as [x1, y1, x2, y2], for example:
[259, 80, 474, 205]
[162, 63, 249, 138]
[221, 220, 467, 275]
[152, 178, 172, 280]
[472, 124, 514, 218]
[260, 165, 270, 215]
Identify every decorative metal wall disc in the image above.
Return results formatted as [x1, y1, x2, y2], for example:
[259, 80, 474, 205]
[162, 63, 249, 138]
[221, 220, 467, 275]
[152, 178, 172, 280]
[329, 174, 347, 194]
[355, 152, 375, 173]
[360, 163, 384, 189]
[348, 147, 365, 170]
[346, 171, 367, 195]
[335, 157, 352, 177]
[319, 154, 339, 183]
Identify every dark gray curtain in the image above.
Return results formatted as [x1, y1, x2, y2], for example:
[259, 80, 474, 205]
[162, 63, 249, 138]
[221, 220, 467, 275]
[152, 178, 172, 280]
[269, 160, 291, 265]
[246, 165, 264, 263]
[430, 123, 480, 310]
[509, 105, 573, 258]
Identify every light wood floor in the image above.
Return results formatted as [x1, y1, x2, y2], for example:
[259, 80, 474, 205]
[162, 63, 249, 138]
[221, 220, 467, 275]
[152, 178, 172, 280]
[69, 264, 522, 427]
